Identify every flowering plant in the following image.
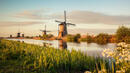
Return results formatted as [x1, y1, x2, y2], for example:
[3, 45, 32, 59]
[102, 42, 130, 72]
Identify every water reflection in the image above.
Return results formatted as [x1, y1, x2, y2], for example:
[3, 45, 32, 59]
[58, 40, 67, 50]
[43, 42, 52, 47]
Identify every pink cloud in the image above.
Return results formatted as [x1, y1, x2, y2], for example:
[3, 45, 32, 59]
[0, 21, 43, 27]
[51, 10, 130, 25]
[13, 9, 48, 20]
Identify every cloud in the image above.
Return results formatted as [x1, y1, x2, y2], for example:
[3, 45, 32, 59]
[13, 9, 48, 20]
[0, 21, 43, 27]
[52, 10, 130, 25]
[11, 10, 130, 25]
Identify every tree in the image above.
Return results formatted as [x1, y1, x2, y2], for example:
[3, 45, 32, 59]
[86, 35, 93, 43]
[116, 26, 130, 42]
[74, 34, 81, 42]
[67, 34, 81, 42]
[75, 34, 81, 39]
[95, 33, 110, 44]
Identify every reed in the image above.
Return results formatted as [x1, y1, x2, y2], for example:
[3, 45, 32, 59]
[0, 39, 113, 73]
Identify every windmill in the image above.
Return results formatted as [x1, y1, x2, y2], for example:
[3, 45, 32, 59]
[55, 11, 76, 39]
[40, 24, 51, 35]
[17, 24, 21, 37]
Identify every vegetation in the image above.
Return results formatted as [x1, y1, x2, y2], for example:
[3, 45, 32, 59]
[67, 34, 81, 42]
[86, 34, 93, 43]
[68, 26, 130, 44]
[80, 38, 87, 42]
[94, 33, 110, 44]
[41, 34, 54, 40]
[1, 26, 129, 73]
[116, 26, 130, 43]
[0, 39, 114, 73]
[69, 33, 111, 44]
[102, 42, 130, 73]
[124, 36, 130, 44]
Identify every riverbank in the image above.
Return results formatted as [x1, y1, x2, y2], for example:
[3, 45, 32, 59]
[7, 38, 117, 57]
[7, 26, 130, 45]
[0, 39, 115, 73]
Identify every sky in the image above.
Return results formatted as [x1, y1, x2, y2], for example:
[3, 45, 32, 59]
[0, 0, 130, 37]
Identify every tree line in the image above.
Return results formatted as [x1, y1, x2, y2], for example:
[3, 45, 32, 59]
[67, 26, 130, 44]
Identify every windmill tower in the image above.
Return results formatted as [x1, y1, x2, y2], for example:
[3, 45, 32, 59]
[40, 24, 51, 35]
[55, 11, 76, 39]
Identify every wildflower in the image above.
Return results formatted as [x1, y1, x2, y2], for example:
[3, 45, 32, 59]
[102, 42, 130, 73]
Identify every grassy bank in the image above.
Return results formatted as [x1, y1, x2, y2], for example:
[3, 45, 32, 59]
[0, 39, 114, 73]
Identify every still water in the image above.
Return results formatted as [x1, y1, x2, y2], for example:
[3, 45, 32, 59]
[8, 39, 116, 57]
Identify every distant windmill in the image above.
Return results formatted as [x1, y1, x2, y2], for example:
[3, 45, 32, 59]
[17, 24, 21, 37]
[40, 24, 51, 35]
[55, 11, 76, 39]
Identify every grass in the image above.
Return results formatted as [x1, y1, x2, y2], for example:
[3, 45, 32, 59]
[0, 39, 113, 73]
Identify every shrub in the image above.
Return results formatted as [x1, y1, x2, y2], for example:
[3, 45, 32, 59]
[67, 34, 81, 42]
[116, 26, 130, 43]
[86, 35, 93, 43]
[95, 33, 110, 44]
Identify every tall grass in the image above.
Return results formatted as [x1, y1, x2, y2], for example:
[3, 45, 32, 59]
[0, 39, 113, 73]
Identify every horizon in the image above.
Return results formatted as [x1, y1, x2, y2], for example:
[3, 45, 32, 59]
[0, 0, 130, 37]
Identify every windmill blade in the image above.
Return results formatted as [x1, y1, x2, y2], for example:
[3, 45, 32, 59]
[55, 20, 63, 23]
[46, 31, 51, 32]
[64, 11, 66, 23]
[40, 30, 45, 32]
[40, 30, 51, 32]
[66, 23, 76, 26]
[40, 30, 43, 31]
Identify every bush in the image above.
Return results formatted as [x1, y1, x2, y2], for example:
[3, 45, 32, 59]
[67, 34, 81, 42]
[95, 33, 110, 44]
[80, 38, 87, 42]
[116, 26, 130, 43]
[124, 36, 130, 44]
[86, 35, 93, 43]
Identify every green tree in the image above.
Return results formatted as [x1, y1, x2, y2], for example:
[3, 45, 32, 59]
[86, 35, 93, 43]
[116, 26, 130, 42]
[95, 33, 110, 44]
[73, 34, 81, 42]
[75, 34, 81, 38]
[67, 34, 81, 42]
